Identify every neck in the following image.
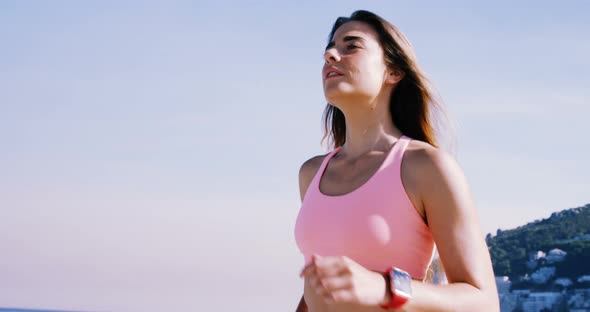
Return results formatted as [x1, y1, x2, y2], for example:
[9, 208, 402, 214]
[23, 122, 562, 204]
[334, 92, 403, 158]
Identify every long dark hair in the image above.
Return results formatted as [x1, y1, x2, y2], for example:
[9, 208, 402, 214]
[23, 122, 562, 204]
[321, 10, 454, 152]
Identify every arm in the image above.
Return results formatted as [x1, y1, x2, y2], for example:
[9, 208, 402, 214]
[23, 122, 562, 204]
[398, 148, 499, 312]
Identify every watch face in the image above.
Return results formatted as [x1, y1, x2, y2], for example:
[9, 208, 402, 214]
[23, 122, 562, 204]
[392, 268, 412, 296]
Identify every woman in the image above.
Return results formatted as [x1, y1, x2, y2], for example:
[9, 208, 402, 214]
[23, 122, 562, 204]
[293, 10, 499, 312]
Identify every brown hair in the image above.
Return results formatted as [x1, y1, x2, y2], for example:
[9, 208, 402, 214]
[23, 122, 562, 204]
[321, 10, 454, 153]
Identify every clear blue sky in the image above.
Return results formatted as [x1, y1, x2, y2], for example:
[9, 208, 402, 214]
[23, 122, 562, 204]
[1, 1, 588, 311]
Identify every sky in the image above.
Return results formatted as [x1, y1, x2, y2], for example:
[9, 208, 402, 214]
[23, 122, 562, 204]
[0, 1, 588, 311]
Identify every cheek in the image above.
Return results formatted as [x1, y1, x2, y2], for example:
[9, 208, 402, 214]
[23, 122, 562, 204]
[323, 58, 385, 97]
[351, 58, 384, 86]
[352, 66, 383, 91]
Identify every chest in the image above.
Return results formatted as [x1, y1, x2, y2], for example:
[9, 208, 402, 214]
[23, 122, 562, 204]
[318, 153, 387, 197]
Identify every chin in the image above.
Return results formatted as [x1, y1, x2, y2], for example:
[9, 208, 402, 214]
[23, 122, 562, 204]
[324, 86, 355, 102]
[324, 88, 370, 108]
[324, 94, 347, 108]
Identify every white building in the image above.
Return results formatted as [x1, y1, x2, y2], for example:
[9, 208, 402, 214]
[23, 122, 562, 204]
[577, 275, 590, 283]
[554, 277, 573, 288]
[527, 250, 546, 269]
[545, 248, 567, 263]
[528, 250, 546, 261]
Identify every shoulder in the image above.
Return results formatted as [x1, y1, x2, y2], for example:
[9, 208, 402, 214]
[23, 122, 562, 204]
[298, 153, 329, 201]
[404, 139, 458, 175]
[403, 139, 466, 204]
[404, 139, 476, 231]
[299, 153, 328, 186]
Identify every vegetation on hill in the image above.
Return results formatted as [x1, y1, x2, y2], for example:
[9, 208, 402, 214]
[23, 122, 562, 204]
[485, 203, 590, 280]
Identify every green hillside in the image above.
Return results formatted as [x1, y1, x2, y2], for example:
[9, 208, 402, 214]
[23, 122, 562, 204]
[485, 203, 590, 280]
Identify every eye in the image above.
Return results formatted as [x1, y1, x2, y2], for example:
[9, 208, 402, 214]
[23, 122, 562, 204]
[347, 44, 360, 50]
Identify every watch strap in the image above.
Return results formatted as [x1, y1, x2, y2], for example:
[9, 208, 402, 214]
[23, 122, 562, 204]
[379, 266, 411, 310]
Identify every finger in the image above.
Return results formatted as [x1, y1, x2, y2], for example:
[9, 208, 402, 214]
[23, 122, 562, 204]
[311, 275, 326, 296]
[314, 255, 349, 271]
[299, 261, 316, 278]
[315, 259, 349, 279]
[322, 274, 351, 292]
[308, 274, 321, 289]
[309, 274, 335, 294]
[315, 274, 350, 297]
[324, 288, 355, 304]
[300, 264, 317, 278]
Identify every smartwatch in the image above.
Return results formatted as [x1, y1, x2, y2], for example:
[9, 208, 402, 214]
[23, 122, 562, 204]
[379, 266, 412, 310]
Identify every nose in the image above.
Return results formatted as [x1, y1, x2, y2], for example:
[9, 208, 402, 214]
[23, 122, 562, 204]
[324, 48, 340, 64]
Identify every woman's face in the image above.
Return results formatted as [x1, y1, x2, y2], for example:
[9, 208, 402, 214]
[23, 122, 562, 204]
[322, 21, 393, 106]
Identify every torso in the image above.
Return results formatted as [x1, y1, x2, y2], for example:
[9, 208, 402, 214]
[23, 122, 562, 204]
[302, 139, 431, 223]
[298, 139, 435, 312]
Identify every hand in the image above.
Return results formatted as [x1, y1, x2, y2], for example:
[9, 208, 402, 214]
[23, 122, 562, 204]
[299, 254, 390, 306]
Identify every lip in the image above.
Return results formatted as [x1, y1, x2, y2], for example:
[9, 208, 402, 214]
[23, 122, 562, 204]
[323, 67, 344, 79]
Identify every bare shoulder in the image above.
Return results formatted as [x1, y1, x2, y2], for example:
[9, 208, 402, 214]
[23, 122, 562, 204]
[404, 139, 458, 174]
[401, 139, 464, 217]
[298, 153, 329, 202]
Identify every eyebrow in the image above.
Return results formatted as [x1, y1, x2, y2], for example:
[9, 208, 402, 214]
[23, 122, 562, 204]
[325, 35, 365, 50]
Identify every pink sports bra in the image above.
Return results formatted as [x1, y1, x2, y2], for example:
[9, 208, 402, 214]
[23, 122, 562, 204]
[294, 135, 435, 280]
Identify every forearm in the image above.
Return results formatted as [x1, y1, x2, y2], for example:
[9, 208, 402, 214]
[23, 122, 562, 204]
[401, 280, 499, 312]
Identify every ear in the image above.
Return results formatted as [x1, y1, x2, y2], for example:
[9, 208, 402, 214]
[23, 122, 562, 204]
[385, 68, 405, 85]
